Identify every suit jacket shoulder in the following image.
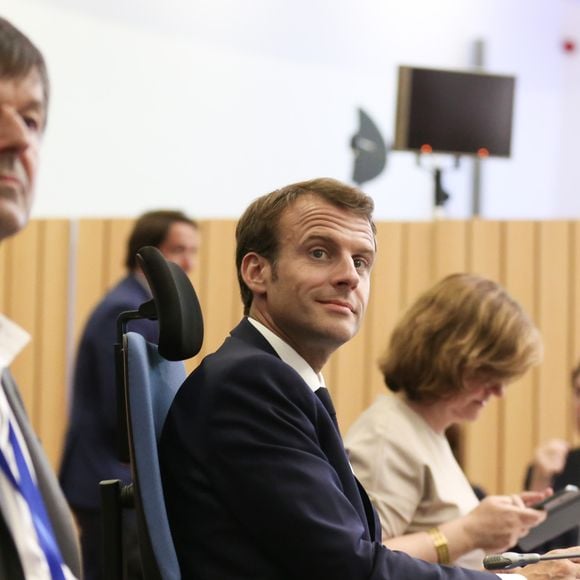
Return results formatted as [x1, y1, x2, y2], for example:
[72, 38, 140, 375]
[83, 274, 157, 342]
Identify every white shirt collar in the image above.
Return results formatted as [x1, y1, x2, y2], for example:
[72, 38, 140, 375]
[246, 317, 325, 393]
[0, 314, 30, 372]
[0, 314, 33, 472]
[0, 384, 11, 455]
[0, 368, 36, 479]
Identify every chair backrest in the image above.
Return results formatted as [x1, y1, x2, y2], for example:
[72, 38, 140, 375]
[137, 245, 204, 361]
[126, 333, 184, 580]
[122, 246, 204, 580]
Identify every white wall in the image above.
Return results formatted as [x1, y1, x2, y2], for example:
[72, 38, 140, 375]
[558, 0, 580, 217]
[2, 0, 575, 220]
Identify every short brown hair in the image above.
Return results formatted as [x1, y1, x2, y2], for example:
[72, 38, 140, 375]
[380, 273, 542, 403]
[0, 18, 49, 124]
[125, 210, 198, 271]
[235, 177, 376, 315]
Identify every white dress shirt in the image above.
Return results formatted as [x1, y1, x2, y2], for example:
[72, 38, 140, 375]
[0, 315, 76, 579]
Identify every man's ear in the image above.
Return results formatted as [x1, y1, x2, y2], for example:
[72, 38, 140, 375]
[240, 252, 270, 295]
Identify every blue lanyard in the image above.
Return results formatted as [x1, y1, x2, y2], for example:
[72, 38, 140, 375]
[0, 421, 66, 580]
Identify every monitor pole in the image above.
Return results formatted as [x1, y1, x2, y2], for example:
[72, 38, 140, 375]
[471, 38, 486, 217]
[433, 168, 450, 219]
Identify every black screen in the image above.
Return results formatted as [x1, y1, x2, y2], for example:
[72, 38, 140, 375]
[394, 66, 516, 157]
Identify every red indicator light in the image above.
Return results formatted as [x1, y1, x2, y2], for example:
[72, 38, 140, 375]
[420, 144, 432, 154]
[563, 38, 576, 53]
[477, 147, 489, 158]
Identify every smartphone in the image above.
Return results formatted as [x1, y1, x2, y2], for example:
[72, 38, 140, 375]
[532, 484, 580, 511]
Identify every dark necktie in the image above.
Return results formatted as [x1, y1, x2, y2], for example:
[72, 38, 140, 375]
[315, 387, 338, 428]
[0, 420, 66, 579]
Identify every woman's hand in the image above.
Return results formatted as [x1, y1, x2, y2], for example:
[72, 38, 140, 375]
[517, 489, 553, 507]
[528, 439, 570, 491]
[462, 494, 547, 553]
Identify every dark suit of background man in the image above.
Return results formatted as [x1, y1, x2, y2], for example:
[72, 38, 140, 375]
[0, 17, 81, 580]
[159, 177, 580, 579]
[59, 210, 200, 580]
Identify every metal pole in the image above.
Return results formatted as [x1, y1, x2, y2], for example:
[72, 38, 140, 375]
[471, 39, 486, 217]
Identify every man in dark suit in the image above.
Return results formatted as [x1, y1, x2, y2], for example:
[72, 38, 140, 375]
[0, 17, 82, 579]
[59, 210, 199, 580]
[160, 177, 580, 579]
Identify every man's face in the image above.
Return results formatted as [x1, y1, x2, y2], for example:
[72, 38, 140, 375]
[246, 194, 376, 371]
[158, 221, 201, 274]
[0, 68, 45, 241]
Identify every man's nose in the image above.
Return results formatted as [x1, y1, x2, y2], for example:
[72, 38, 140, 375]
[0, 108, 30, 153]
[333, 255, 359, 288]
[178, 254, 196, 275]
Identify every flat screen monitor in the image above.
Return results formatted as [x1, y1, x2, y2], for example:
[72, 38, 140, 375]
[393, 66, 516, 157]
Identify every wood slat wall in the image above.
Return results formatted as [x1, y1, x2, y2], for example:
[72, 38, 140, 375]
[1, 218, 578, 496]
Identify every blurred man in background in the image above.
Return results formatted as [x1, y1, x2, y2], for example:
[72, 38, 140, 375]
[59, 210, 199, 580]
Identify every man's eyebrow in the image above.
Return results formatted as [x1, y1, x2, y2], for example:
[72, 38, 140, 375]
[302, 234, 341, 249]
[22, 99, 46, 116]
[304, 234, 333, 243]
[304, 233, 375, 255]
[22, 97, 44, 109]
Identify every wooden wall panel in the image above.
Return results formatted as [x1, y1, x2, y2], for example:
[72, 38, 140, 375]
[501, 222, 537, 493]
[366, 223, 404, 400]
[463, 220, 502, 494]
[401, 222, 433, 309]
[536, 222, 571, 444]
[195, 220, 240, 360]
[184, 220, 206, 374]
[467, 220, 502, 280]
[331, 329, 368, 433]
[0, 239, 6, 310]
[4, 222, 40, 415]
[35, 220, 70, 468]
[73, 220, 108, 344]
[105, 218, 135, 289]
[432, 220, 468, 279]
[572, 222, 580, 447]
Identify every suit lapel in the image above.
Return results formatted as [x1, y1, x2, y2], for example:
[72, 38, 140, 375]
[229, 318, 280, 356]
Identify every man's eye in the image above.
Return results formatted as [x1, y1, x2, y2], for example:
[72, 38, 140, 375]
[311, 249, 326, 259]
[353, 257, 368, 270]
[23, 116, 40, 131]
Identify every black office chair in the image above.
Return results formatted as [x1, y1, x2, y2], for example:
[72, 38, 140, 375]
[100, 245, 204, 580]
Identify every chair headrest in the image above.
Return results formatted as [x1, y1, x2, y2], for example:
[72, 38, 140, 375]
[136, 246, 204, 361]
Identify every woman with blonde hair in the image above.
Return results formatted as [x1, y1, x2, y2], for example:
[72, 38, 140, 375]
[345, 273, 548, 569]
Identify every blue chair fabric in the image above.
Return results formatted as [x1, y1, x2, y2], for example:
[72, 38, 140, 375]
[126, 332, 184, 580]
